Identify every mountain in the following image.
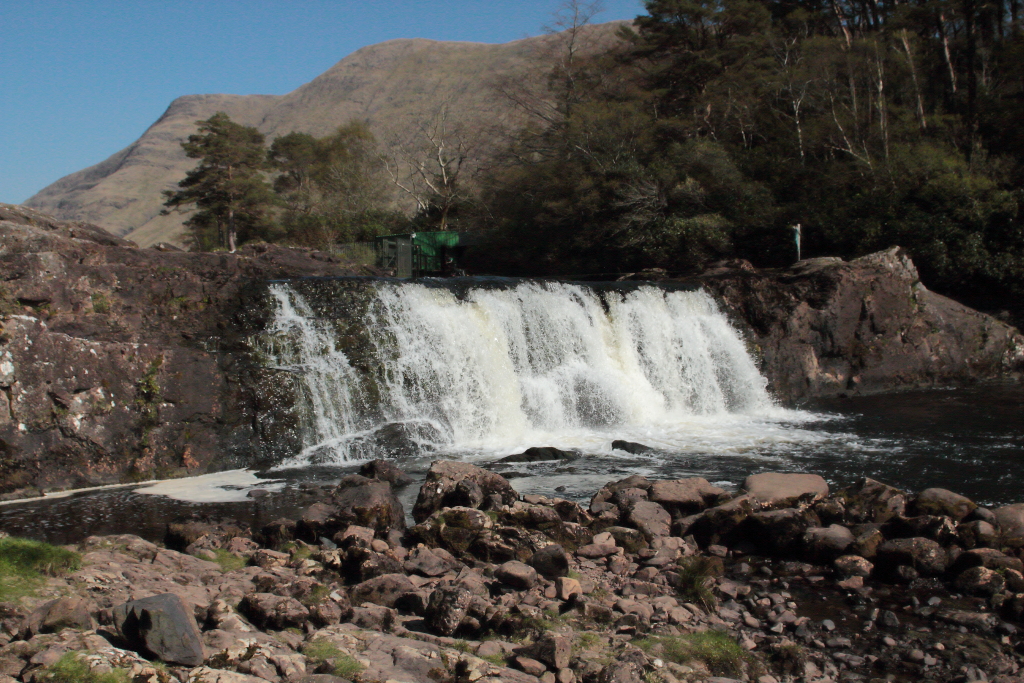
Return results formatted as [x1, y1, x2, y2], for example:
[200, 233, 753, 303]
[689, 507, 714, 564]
[24, 23, 626, 247]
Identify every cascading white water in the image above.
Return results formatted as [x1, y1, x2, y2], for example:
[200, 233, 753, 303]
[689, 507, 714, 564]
[263, 280, 787, 466]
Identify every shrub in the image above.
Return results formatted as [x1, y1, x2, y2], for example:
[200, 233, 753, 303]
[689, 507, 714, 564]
[37, 653, 130, 683]
[637, 632, 749, 676]
[302, 639, 364, 679]
[675, 556, 719, 611]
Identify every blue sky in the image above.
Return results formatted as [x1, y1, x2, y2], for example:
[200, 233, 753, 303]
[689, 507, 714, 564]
[0, 0, 645, 204]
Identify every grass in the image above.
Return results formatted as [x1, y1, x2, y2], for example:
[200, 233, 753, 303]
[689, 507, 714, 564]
[479, 653, 507, 667]
[636, 633, 749, 677]
[37, 653, 130, 683]
[299, 584, 331, 608]
[450, 640, 473, 653]
[675, 556, 719, 611]
[303, 639, 364, 679]
[91, 292, 111, 314]
[211, 549, 247, 573]
[576, 632, 602, 650]
[0, 537, 81, 601]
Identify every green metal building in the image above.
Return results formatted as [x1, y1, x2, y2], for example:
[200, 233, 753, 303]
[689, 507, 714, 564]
[374, 232, 466, 278]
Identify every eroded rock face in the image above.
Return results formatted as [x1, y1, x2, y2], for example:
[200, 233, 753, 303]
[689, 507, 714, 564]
[691, 247, 1024, 401]
[0, 204, 370, 496]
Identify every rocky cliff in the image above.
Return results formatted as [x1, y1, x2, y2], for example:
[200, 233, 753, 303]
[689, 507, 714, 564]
[690, 250, 1024, 402]
[0, 205, 371, 498]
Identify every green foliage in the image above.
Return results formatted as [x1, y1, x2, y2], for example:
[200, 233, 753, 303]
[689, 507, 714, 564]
[134, 357, 163, 427]
[636, 632, 749, 676]
[0, 537, 81, 601]
[302, 639, 364, 679]
[675, 556, 719, 611]
[0, 284, 21, 315]
[38, 653, 131, 683]
[163, 112, 274, 251]
[268, 121, 401, 248]
[90, 292, 110, 314]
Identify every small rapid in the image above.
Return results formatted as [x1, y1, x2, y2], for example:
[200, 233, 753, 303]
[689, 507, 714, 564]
[261, 279, 814, 466]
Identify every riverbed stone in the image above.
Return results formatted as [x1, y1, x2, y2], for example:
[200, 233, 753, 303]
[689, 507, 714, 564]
[531, 544, 570, 579]
[626, 501, 672, 540]
[875, 537, 948, 576]
[359, 458, 413, 487]
[113, 593, 205, 666]
[330, 479, 405, 537]
[950, 547, 1024, 574]
[956, 566, 1006, 596]
[993, 503, 1024, 548]
[913, 487, 977, 520]
[746, 508, 818, 556]
[424, 585, 473, 636]
[413, 461, 519, 522]
[349, 573, 416, 608]
[648, 478, 725, 514]
[495, 561, 538, 589]
[958, 520, 1000, 549]
[742, 473, 829, 508]
[840, 477, 907, 523]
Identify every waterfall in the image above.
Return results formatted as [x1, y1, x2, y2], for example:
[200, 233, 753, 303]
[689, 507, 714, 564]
[262, 280, 776, 465]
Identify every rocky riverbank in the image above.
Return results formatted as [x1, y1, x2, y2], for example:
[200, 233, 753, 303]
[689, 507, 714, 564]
[3, 461, 1024, 683]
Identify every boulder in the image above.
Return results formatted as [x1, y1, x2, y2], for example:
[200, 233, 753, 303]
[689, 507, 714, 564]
[883, 515, 957, 544]
[495, 561, 538, 590]
[611, 440, 655, 455]
[19, 596, 96, 638]
[413, 461, 519, 523]
[499, 446, 578, 463]
[834, 555, 874, 578]
[530, 544, 570, 579]
[742, 472, 829, 508]
[331, 479, 405, 537]
[350, 573, 416, 608]
[957, 520, 1000, 549]
[424, 585, 473, 636]
[648, 478, 725, 515]
[625, 501, 672, 540]
[875, 537, 948, 576]
[802, 525, 855, 563]
[359, 459, 413, 487]
[840, 478, 907, 524]
[993, 503, 1024, 548]
[533, 632, 571, 669]
[238, 593, 310, 630]
[745, 508, 819, 556]
[112, 593, 205, 666]
[912, 488, 977, 521]
[949, 548, 1024, 575]
[404, 546, 454, 577]
[955, 566, 1006, 596]
[689, 494, 761, 546]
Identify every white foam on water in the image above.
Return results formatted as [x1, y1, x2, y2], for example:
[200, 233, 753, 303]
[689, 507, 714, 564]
[264, 280, 838, 465]
[135, 470, 285, 503]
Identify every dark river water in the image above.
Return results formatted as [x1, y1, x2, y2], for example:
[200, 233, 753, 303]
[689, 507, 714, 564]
[2, 382, 1021, 546]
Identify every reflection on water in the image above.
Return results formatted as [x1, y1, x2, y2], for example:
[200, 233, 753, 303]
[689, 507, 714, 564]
[1, 382, 1021, 545]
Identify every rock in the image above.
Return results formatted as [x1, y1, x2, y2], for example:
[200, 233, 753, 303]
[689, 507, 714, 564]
[689, 494, 761, 546]
[424, 585, 473, 636]
[495, 561, 538, 590]
[112, 593, 205, 666]
[912, 488, 977, 520]
[834, 555, 874, 578]
[956, 566, 1007, 596]
[577, 543, 617, 559]
[238, 593, 310, 630]
[555, 577, 582, 601]
[958, 520, 1000, 549]
[369, 421, 441, 458]
[993, 503, 1024, 548]
[625, 501, 672, 540]
[851, 525, 885, 558]
[603, 527, 647, 553]
[742, 472, 829, 508]
[840, 478, 907, 523]
[404, 545, 453, 577]
[514, 656, 548, 676]
[531, 544, 570, 579]
[949, 547, 1024, 574]
[359, 458, 413, 487]
[350, 573, 416, 608]
[802, 525, 854, 562]
[647, 477, 725, 514]
[534, 632, 571, 669]
[746, 508, 818, 556]
[875, 537, 948, 576]
[413, 461, 519, 522]
[331, 479, 405, 537]
[611, 440, 655, 455]
[19, 596, 95, 638]
[596, 649, 647, 683]
[500, 446, 578, 462]
[883, 515, 958, 543]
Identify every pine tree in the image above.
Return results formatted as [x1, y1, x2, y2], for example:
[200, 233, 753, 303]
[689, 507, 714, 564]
[163, 112, 273, 251]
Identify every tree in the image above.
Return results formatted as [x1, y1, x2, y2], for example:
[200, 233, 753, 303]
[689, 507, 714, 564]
[163, 112, 273, 251]
[268, 122, 397, 247]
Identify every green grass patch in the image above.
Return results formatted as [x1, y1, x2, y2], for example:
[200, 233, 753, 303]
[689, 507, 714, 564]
[675, 556, 719, 611]
[636, 632, 749, 676]
[211, 549, 247, 573]
[0, 537, 81, 601]
[303, 639, 364, 679]
[37, 653, 130, 683]
[299, 584, 331, 607]
[91, 292, 111, 314]
[450, 640, 473, 653]
[479, 653, 507, 667]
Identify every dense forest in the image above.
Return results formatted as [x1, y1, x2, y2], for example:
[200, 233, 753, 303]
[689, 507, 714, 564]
[164, 0, 1024, 317]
